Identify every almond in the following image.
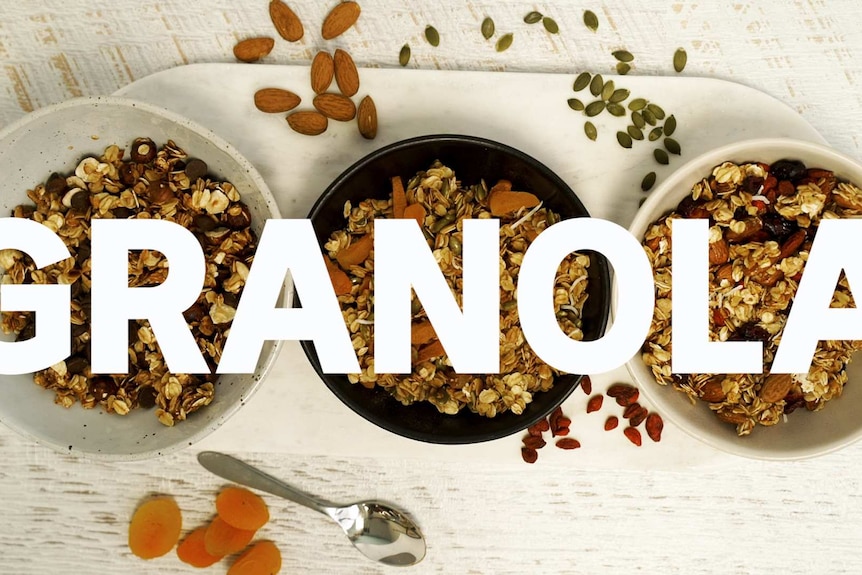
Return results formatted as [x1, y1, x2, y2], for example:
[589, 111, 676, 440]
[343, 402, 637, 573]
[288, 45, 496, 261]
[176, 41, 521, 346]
[286, 110, 328, 136]
[333, 48, 360, 97]
[310, 51, 334, 94]
[269, 0, 303, 42]
[708, 237, 729, 265]
[233, 37, 275, 63]
[725, 217, 762, 242]
[313, 93, 356, 121]
[356, 95, 377, 139]
[699, 378, 727, 402]
[760, 373, 793, 403]
[322, 1, 361, 40]
[254, 88, 301, 113]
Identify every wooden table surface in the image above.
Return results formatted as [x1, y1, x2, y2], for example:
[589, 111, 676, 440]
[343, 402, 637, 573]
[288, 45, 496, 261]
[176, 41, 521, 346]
[3, 1, 862, 574]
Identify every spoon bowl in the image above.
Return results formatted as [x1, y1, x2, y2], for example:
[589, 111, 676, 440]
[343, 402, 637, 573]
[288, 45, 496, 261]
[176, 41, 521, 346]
[197, 451, 426, 566]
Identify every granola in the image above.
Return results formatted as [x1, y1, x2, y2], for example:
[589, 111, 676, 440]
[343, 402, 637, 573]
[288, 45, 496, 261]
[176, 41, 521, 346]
[0, 139, 257, 426]
[641, 159, 862, 435]
[324, 161, 591, 417]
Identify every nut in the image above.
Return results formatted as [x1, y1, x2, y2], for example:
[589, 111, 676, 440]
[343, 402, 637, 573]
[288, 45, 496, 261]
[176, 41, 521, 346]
[708, 237, 729, 265]
[130, 137, 157, 163]
[356, 95, 377, 140]
[760, 373, 794, 403]
[287, 110, 328, 136]
[333, 49, 360, 97]
[148, 181, 174, 205]
[225, 203, 252, 229]
[699, 378, 727, 402]
[311, 51, 334, 94]
[269, 0, 303, 42]
[321, 1, 361, 40]
[233, 37, 275, 63]
[313, 93, 356, 121]
[254, 88, 302, 113]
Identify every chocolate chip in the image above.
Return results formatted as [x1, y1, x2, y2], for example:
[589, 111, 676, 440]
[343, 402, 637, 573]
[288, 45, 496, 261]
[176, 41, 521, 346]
[770, 159, 807, 183]
[184, 158, 208, 182]
[137, 386, 157, 409]
[118, 162, 138, 186]
[16, 321, 35, 342]
[45, 172, 67, 196]
[65, 355, 89, 375]
[69, 189, 90, 213]
[112, 206, 134, 219]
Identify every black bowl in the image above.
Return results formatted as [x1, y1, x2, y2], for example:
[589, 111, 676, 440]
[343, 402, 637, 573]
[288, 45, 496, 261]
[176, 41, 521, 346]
[301, 134, 611, 444]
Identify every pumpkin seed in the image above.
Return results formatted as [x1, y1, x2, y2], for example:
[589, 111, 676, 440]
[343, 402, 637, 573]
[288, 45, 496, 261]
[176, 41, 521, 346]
[411, 297, 423, 315]
[573, 72, 591, 92]
[654, 148, 670, 165]
[648, 127, 663, 141]
[567, 98, 585, 111]
[431, 211, 457, 232]
[425, 25, 440, 46]
[646, 103, 666, 120]
[601, 79, 615, 101]
[585, 101, 605, 117]
[641, 171, 657, 192]
[664, 114, 677, 136]
[399, 44, 411, 66]
[616, 131, 633, 149]
[642, 108, 657, 126]
[584, 121, 597, 141]
[496, 33, 514, 52]
[501, 299, 518, 311]
[607, 103, 625, 117]
[609, 88, 630, 103]
[542, 17, 559, 34]
[449, 236, 462, 256]
[481, 17, 495, 39]
[524, 11, 543, 24]
[631, 110, 645, 129]
[673, 48, 687, 72]
[589, 74, 603, 96]
[583, 10, 599, 31]
[665, 137, 681, 155]
[546, 210, 558, 226]
[627, 125, 644, 140]
[628, 98, 647, 111]
[612, 49, 634, 62]
[616, 62, 631, 75]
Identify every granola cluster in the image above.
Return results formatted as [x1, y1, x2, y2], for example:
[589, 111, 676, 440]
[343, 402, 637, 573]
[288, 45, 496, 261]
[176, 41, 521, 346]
[0, 139, 257, 426]
[325, 161, 591, 417]
[642, 159, 862, 435]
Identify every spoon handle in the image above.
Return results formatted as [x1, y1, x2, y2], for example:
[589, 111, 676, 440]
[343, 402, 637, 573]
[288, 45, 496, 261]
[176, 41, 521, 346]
[197, 451, 331, 515]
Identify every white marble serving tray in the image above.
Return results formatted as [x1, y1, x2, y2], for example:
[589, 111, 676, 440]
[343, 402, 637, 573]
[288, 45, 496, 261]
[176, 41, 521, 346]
[116, 64, 824, 469]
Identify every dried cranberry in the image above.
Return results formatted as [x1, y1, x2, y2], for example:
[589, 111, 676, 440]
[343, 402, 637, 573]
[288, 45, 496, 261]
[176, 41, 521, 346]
[770, 159, 807, 183]
[760, 212, 798, 243]
[728, 321, 770, 342]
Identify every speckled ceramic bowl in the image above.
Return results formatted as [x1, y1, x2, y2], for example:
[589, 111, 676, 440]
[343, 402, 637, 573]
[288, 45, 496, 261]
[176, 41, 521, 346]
[0, 96, 286, 460]
[626, 138, 862, 460]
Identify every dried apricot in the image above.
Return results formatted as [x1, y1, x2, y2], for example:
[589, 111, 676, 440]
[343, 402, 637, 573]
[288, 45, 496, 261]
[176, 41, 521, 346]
[177, 526, 223, 568]
[228, 540, 282, 575]
[204, 516, 256, 556]
[216, 486, 270, 532]
[128, 497, 182, 559]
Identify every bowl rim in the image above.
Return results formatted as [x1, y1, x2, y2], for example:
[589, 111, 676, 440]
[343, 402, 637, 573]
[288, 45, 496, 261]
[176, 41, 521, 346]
[623, 136, 862, 460]
[0, 96, 287, 460]
[303, 133, 612, 444]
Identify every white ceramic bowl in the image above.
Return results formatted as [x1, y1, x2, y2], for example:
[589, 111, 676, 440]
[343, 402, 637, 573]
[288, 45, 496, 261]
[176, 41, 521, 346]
[626, 137, 862, 460]
[0, 96, 286, 460]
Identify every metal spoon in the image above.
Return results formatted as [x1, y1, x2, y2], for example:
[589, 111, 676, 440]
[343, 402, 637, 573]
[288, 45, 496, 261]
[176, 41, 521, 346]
[197, 451, 426, 566]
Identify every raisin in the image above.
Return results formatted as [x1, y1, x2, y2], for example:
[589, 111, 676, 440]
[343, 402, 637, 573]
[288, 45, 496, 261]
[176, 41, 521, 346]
[728, 321, 770, 342]
[760, 212, 798, 243]
[770, 159, 807, 182]
[742, 175, 764, 194]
